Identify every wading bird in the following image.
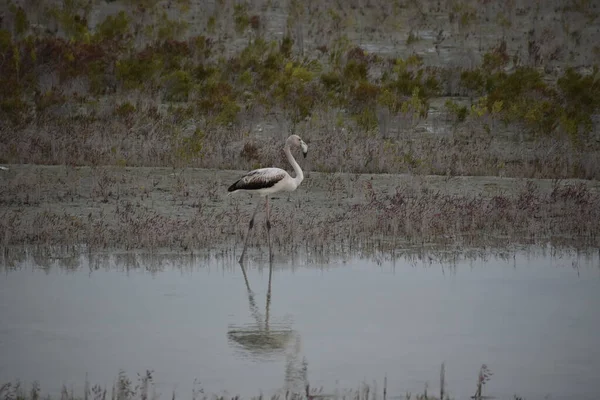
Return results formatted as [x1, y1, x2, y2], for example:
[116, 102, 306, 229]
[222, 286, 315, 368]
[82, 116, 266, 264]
[228, 134, 308, 263]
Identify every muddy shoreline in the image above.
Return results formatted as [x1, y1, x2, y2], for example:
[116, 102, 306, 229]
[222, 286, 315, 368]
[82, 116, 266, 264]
[1, 164, 600, 258]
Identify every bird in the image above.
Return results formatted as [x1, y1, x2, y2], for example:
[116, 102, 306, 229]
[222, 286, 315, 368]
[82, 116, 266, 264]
[228, 134, 308, 263]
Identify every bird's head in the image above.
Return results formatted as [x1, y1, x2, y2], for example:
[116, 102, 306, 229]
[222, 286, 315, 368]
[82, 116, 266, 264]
[288, 134, 308, 158]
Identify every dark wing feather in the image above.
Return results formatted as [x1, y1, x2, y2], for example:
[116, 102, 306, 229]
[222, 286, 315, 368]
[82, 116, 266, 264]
[228, 168, 286, 192]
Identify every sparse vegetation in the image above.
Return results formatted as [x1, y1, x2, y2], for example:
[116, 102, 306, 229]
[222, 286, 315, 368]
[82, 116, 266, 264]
[0, 0, 598, 179]
[1, 165, 599, 255]
[0, 362, 509, 400]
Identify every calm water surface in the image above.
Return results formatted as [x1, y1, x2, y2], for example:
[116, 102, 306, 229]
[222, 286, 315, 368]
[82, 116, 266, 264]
[1, 247, 599, 400]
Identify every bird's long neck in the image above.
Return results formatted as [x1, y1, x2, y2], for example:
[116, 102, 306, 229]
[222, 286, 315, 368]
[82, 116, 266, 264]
[284, 144, 303, 188]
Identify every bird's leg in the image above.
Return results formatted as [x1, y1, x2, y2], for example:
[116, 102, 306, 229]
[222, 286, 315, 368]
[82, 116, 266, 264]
[265, 196, 273, 260]
[239, 200, 262, 264]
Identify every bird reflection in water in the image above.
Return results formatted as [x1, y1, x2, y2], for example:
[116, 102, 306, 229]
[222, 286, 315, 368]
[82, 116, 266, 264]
[227, 260, 308, 395]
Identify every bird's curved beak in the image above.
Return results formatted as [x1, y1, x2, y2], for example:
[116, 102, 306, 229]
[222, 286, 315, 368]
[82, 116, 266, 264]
[301, 141, 308, 158]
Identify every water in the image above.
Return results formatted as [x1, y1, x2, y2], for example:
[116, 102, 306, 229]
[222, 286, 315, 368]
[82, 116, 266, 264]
[1, 247, 599, 400]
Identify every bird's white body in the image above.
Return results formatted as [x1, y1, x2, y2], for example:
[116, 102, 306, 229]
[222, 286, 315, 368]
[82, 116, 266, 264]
[228, 135, 307, 197]
[229, 167, 299, 197]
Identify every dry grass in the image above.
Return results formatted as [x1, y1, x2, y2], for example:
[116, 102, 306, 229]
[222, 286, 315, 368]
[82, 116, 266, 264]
[0, 362, 502, 400]
[343, 178, 600, 249]
[1, 109, 599, 180]
[1, 165, 599, 259]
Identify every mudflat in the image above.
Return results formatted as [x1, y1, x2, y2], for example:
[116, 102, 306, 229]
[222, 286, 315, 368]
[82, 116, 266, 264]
[2, 164, 599, 254]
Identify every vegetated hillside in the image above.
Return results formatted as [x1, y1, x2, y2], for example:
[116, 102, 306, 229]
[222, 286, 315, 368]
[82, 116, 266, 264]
[1, 0, 599, 178]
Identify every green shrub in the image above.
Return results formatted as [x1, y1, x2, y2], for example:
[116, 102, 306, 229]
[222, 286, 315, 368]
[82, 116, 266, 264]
[401, 86, 428, 119]
[158, 40, 193, 71]
[280, 35, 293, 58]
[320, 71, 342, 89]
[214, 98, 240, 126]
[0, 31, 18, 92]
[46, 0, 92, 42]
[86, 59, 110, 94]
[233, 2, 250, 34]
[445, 99, 468, 123]
[0, 29, 11, 52]
[156, 13, 189, 41]
[207, 15, 217, 33]
[353, 107, 378, 131]
[238, 37, 270, 71]
[343, 60, 368, 82]
[460, 69, 486, 95]
[486, 67, 547, 106]
[193, 63, 217, 82]
[556, 67, 599, 139]
[457, 62, 600, 141]
[13, 6, 30, 36]
[0, 96, 30, 125]
[482, 50, 509, 73]
[377, 89, 398, 113]
[349, 81, 379, 110]
[558, 67, 599, 116]
[116, 51, 162, 89]
[94, 11, 131, 44]
[162, 70, 193, 101]
[189, 35, 213, 61]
